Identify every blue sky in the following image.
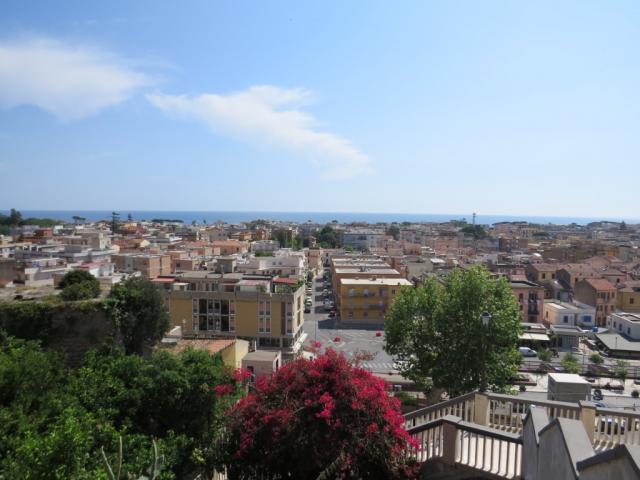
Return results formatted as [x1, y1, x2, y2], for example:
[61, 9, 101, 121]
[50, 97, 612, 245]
[1, 1, 639, 218]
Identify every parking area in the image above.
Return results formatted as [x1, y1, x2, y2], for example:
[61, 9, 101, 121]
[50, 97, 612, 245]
[302, 269, 398, 373]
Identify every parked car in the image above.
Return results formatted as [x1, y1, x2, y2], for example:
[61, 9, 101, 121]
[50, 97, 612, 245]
[518, 347, 537, 357]
[328, 311, 336, 318]
[304, 307, 311, 313]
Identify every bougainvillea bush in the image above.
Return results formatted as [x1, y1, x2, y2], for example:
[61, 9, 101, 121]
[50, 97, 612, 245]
[223, 348, 419, 479]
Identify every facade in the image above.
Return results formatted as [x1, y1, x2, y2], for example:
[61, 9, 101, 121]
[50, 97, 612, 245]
[543, 299, 596, 328]
[574, 278, 617, 326]
[510, 279, 545, 323]
[163, 272, 305, 358]
[337, 277, 412, 325]
[606, 312, 640, 339]
[236, 252, 306, 280]
[210, 240, 249, 255]
[112, 253, 171, 279]
[342, 229, 386, 251]
[617, 280, 640, 313]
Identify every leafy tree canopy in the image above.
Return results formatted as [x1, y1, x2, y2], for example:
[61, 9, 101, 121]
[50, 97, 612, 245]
[59, 269, 101, 301]
[384, 266, 522, 396]
[105, 277, 170, 355]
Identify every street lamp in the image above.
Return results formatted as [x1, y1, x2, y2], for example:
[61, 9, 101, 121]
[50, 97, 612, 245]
[479, 312, 492, 392]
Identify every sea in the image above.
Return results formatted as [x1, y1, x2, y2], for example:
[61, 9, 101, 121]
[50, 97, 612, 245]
[7, 210, 639, 226]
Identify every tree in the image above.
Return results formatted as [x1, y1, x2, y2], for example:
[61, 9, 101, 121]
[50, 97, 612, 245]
[316, 226, 339, 248]
[615, 360, 629, 382]
[460, 224, 486, 239]
[59, 269, 101, 300]
[223, 349, 418, 479]
[387, 225, 400, 240]
[105, 277, 171, 355]
[561, 352, 580, 374]
[537, 349, 552, 362]
[589, 353, 604, 365]
[384, 266, 522, 396]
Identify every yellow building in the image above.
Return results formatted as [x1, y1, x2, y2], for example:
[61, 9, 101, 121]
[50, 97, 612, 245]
[338, 277, 412, 325]
[617, 281, 640, 313]
[162, 272, 305, 359]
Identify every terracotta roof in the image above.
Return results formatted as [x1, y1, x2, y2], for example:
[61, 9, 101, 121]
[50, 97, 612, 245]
[583, 278, 615, 290]
[273, 277, 299, 285]
[172, 338, 236, 355]
[151, 277, 176, 283]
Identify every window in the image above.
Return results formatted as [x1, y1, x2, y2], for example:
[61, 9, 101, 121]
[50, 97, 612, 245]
[519, 293, 524, 301]
[363, 311, 368, 318]
[258, 300, 271, 333]
[563, 315, 569, 324]
[628, 327, 631, 335]
[363, 288, 369, 297]
[631, 298, 635, 305]
[583, 315, 592, 323]
[348, 288, 355, 297]
[391, 289, 396, 295]
[542, 273, 546, 280]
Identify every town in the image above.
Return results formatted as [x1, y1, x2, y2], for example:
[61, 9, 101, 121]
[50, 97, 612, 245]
[1, 208, 640, 477]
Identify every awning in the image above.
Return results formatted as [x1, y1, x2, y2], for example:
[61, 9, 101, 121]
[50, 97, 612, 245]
[519, 333, 550, 342]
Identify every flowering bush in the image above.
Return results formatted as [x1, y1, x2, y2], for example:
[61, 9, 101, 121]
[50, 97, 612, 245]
[376, 331, 382, 337]
[223, 349, 418, 479]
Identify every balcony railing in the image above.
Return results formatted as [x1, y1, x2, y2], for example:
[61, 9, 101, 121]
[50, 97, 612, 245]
[406, 414, 523, 479]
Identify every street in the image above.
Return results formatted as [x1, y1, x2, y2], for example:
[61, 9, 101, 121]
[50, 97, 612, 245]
[302, 271, 398, 373]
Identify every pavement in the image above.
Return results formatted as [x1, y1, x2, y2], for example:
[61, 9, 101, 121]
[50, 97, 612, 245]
[302, 270, 399, 374]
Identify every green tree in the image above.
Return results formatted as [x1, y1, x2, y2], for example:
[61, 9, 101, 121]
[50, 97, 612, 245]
[561, 352, 580, 374]
[105, 277, 170, 355]
[537, 349, 552, 362]
[316, 226, 339, 248]
[59, 269, 101, 300]
[384, 266, 522, 396]
[460, 224, 486, 239]
[387, 225, 400, 240]
[589, 353, 604, 365]
[615, 360, 629, 382]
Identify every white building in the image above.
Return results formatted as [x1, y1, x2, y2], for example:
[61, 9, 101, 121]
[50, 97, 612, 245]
[342, 229, 386, 251]
[543, 300, 596, 328]
[236, 250, 306, 280]
[606, 312, 640, 339]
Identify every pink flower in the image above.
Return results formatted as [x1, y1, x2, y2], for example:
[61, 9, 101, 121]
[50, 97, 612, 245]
[333, 336, 341, 343]
[233, 368, 253, 382]
[313, 341, 322, 348]
[212, 384, 234, 397]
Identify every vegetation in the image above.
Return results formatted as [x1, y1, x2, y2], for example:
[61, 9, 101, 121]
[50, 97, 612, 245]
[384, 266, 522, 396]
[253, 251, 273, 257]
[460, 224, 486, 239]
[0, 333, 241, 479]
[59, 269, 101, 301]
[223, 349, 418, 479]
[537, 348, 552, 362]
[316, 226, 339, 248]
[150, 219, 184, 224]
[589, 353, 604, 365]
[387, 225, 400, 240]
[561, 352, 581, 374]
[615, 360, 629, 382]
[0, 208, 63, 234]
[105, 277, 170, 355]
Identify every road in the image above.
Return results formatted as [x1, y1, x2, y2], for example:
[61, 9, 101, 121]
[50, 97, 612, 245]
[302, 270, 398, 373]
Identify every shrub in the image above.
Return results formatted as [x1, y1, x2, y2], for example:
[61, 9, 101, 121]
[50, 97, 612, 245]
[59, 270, 100, 299]
[223, 349, 418, 479]
[537, 349, 552, 362]
[589, 353, 604, 365]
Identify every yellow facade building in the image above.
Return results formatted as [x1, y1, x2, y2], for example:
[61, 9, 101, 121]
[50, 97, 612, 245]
[338, 277, 412, 325]
[617, 281, 640, 313]
[161, 271, 306, 358]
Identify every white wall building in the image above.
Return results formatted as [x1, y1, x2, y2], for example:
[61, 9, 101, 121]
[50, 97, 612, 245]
[543, 300, 596, 328]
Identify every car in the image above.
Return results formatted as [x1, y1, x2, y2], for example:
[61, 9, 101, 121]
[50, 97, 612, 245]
[304, 307, 311, 313]
[518, 347, 537, 357]
[328, 311, 336, 318]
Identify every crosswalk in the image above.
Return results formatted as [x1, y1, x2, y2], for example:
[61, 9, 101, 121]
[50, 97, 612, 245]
[360, 362, 396, 372]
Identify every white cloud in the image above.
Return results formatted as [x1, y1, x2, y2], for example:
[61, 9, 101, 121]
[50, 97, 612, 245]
[148, 85, 372, 179]
[0, 36, 150, 120]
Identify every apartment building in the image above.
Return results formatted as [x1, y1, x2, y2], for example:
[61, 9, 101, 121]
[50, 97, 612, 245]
[112, 253, 171, 279]
[543, 299, 596, 328]
[342, 229, 386, 251]
[574, 278, 617, 326]
[210, 240, 249, 255]
[162, 272, 305, 358]
[606, 312, 640, 339]
[338, 277, 412, 325]
[617, 280, 640, 313]
[236, 251, 306, 280]
[556, 264, 600, 290]
[509, 279, 545, 323]
[526, 263, 561, 284]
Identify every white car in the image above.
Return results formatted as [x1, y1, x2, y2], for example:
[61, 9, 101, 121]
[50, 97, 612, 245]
[519, 347, 537, 357]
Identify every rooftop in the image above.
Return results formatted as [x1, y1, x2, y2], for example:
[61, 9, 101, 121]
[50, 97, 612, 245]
[171, 338, 236, 355]
[548, 373, 589, 384]
[340, 278, 413, 286]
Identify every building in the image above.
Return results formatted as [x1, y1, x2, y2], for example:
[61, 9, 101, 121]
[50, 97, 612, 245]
[112, 253, 171, 279]
[617, 280, 640, 313]
[509, 279, 545, 323]
[162, 272, 305, 359]
[543, 299, 596, 328]
[241, 350, 281, 379]
[170, 338, 249, 369]
[606, 312, 640, 339]
[574, 278, 617, 326]
[342, 229, 386, 251]
[236, 251, 306, 280]
[337, 277, 412, 325]
[210, 240, 249, 255]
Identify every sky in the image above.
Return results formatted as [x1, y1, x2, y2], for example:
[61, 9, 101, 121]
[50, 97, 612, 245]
[1, 1, 639, 218]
